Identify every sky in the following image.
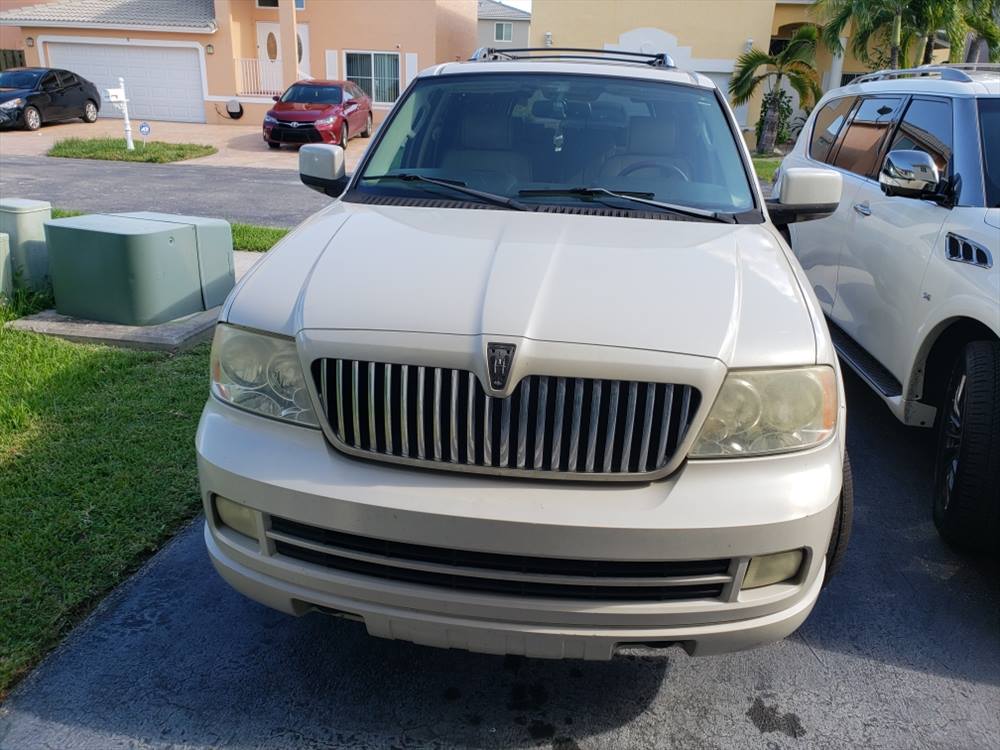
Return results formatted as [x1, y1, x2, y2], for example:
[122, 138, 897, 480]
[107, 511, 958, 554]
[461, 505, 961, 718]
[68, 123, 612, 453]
[498, 0, 532, 13]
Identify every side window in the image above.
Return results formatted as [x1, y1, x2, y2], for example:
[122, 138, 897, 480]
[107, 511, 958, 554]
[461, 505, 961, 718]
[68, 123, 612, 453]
[40, 72, 60, 91]
[888, 97, 953, 177]
[342, 85, 353, 102]
[831, 96, 904, 177]
[58, 71, 77, 87]
[810, 96, 856, 163]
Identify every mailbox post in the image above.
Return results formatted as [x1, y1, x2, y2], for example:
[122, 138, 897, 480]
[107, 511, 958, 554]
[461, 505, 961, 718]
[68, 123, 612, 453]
[105, 77, 134, 151]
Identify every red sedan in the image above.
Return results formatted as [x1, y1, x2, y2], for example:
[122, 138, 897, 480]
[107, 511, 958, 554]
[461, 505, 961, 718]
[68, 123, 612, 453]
[263, 79, 373, 149]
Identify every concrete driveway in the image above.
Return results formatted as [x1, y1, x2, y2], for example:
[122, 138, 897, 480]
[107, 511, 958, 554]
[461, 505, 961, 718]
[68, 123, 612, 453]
[0, 117, 370, 171]
[1, 370, 998, 750]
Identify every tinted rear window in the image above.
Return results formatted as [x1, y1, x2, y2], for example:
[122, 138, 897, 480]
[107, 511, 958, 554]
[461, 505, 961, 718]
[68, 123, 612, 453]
[809, 96, 855, 163]
[978, 98, 1000, 208]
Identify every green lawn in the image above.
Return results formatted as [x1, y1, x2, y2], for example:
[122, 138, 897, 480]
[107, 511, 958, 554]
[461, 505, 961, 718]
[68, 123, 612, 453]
[48, 137, 216, 164]
[752, 156, 782, 183]
[0, 326, 210, 695]
[50, 209, 288, 252]
[230, 222, 289, 252]
[0, 209, 288, 695]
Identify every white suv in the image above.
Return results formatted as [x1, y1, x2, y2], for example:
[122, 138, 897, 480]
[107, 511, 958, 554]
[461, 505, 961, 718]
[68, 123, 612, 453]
[197, 48, 851, 659]
[779, 64, 999, 553]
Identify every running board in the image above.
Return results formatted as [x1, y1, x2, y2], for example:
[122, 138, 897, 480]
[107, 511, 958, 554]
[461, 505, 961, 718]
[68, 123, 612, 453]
[826, 320, 903, 397]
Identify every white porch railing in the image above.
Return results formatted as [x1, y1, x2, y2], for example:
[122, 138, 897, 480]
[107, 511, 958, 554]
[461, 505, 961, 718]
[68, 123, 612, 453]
[237, 58, 283, 96]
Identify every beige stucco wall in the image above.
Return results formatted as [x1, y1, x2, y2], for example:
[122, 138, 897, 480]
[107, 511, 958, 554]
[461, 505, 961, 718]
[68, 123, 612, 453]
[529, 0, 777, 126]
[0, 0, 48, 50]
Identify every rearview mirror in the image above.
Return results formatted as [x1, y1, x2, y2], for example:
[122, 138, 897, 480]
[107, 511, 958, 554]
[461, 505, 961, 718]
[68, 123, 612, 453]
[272, 95, 280, 102]
[766, 167, 842, 227]
[299, 143, 349, 197]
[879, 149, 940, 199]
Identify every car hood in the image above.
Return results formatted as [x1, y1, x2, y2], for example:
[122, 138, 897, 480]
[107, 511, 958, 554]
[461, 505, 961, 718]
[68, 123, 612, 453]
[0, 88, 31, 101]
[227, 203, 819, 368]
[269, 102, 337, 120]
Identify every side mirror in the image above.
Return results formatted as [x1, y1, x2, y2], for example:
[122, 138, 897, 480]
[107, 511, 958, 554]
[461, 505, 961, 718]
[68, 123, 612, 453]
[766, 167, 842, 227]
[299, 143, 349, 197]
[272, 95, 280, 102]
[879, 149, 940, 199]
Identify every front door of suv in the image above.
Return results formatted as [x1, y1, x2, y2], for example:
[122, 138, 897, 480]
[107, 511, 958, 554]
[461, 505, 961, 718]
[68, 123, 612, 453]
[831, 96, 952, 382]
[788, 95, 859, 314]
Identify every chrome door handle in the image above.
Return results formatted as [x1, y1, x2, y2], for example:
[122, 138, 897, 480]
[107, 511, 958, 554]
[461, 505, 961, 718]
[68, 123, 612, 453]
[853, 201, 871, 216]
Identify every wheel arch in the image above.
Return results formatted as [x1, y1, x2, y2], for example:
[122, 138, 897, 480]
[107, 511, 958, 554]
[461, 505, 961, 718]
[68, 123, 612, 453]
[914, 317, 999, 416]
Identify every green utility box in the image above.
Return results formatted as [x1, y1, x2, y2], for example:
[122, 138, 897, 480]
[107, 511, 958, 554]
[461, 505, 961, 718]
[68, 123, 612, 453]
[0, 198, 52, 292]
[0, 233, 11, 302]
[45, 212, 235, 326]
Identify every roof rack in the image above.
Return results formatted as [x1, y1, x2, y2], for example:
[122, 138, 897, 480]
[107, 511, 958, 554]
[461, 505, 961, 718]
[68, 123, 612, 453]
[469, 47, 676, 68]
[854, 63, 999, 84]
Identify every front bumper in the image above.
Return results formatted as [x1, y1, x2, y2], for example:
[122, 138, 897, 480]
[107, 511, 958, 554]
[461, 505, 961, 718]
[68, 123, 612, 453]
[197, 397, 843, 659]
[0, 107, 24, 128]
[263, 122, 336, 145]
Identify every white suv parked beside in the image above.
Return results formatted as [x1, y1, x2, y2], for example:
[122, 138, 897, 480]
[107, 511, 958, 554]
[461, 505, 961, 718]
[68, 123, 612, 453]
[197, 48, 850, 659]
[779, 64, 999, 553]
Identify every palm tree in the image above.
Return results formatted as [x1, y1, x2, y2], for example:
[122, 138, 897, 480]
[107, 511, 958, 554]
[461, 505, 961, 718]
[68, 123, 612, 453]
[912, 0, 1000, 64]
[813, 0, 917, 69]
[729, 25, 823, 155]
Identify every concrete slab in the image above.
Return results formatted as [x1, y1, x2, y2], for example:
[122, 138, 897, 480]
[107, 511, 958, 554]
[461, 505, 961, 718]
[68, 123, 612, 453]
[3, 250, 264, 351]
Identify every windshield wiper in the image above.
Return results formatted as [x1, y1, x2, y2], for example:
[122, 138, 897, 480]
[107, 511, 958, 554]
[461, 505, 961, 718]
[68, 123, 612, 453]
[518, 186, 735, 223]
[362, 172, 528, 211]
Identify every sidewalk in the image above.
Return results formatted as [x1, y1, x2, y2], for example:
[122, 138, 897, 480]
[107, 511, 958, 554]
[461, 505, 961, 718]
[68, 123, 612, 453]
[0, 118, 369, 171]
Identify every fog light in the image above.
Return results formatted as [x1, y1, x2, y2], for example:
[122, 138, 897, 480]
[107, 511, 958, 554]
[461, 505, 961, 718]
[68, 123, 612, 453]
[214, 495, 258, 539]
[742, 550, 803, 589]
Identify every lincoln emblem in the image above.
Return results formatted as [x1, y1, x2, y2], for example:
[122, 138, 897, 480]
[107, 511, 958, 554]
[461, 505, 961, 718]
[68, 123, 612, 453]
[487, 343, 516, 390]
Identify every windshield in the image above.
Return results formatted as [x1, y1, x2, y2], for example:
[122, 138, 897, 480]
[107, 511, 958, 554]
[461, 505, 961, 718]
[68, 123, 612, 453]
[0, 70, 41, 89]
[978, 98, 1000, 208]
[355, 72, 755, 215]
[280, 84, 342, 105]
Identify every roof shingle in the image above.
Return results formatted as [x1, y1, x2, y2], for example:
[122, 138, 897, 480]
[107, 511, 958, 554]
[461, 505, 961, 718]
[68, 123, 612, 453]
[0, 0, 216, 31]
[477, 0, 530, 21]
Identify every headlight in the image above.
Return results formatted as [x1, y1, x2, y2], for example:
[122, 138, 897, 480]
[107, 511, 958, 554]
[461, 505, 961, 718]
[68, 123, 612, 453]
[210, 324, 319, 427]
[0, 98, 25, 110]
[689, 366, 837, 457]
[263, 113, 277, 124]
[315, 115, 335, 126]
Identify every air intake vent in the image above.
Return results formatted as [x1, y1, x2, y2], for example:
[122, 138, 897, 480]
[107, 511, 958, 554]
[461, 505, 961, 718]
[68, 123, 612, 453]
[946, 233, 993, 269]
[312, 360, 700, 480]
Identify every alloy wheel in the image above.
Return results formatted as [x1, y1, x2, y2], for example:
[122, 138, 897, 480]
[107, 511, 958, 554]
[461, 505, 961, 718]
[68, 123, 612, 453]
[25, 108, 40, 130]
[84, 102, 97, 122]
[938, 373, 966, 512]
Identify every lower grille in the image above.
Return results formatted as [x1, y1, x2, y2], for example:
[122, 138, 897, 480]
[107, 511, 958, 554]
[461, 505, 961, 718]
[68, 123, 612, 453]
[312, 359, 700, 480]
[269, 516, 730, 602]
[270, 124, 322, 143]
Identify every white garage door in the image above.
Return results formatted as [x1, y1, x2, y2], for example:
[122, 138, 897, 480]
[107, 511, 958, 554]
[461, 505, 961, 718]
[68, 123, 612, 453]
[46, 42, 205, 123]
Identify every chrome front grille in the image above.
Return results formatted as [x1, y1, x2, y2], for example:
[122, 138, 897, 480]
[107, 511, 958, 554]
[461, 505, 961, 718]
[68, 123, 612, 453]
[313, 359, 700, 479]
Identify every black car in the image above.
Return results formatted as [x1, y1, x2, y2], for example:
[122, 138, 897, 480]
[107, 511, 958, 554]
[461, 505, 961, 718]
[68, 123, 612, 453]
[0, 67, 101, 131]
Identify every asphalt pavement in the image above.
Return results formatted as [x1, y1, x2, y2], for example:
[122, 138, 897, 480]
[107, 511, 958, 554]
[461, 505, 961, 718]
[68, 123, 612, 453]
[0, 155, 328, 226]
[1, 370, 998, 750]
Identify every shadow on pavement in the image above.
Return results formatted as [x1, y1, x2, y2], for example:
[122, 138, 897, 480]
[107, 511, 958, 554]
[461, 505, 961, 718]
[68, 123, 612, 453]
[800, 369, 999, 685]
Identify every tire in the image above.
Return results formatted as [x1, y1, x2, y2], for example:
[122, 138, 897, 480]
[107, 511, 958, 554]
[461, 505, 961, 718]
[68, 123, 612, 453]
[362, 113, 373, 138]
[932, 341, 1000, 553]
[267, 141, 281, 149]
[23, 106, 41, 131]
[82, 99, 98, 123]
[824, 452, 853, 585]
[340, 123, 349, 148]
